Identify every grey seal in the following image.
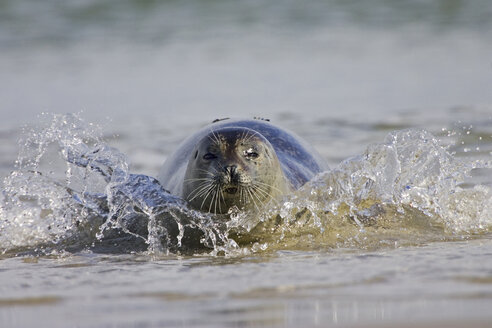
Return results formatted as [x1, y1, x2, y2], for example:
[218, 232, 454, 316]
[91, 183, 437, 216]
[158, 118, 328, 214]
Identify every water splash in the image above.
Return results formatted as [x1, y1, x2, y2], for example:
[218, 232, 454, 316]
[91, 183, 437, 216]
[0, 114, 238, 255]
[245, 129, 492, 250]
[1, 115, 491, 256]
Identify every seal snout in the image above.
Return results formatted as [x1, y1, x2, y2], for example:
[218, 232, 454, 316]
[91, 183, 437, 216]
[223, 165, 240, 194]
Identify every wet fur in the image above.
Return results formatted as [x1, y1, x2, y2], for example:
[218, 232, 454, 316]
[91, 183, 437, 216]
[183, 127, 287, 214]
[158, 119, 328, 214]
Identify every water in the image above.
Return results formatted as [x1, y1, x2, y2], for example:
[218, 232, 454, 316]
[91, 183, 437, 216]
[2, 239, 492, 327]
[1, 1, 492, 327]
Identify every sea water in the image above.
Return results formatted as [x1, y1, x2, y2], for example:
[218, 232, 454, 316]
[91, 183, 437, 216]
[1, 1, 492, 327]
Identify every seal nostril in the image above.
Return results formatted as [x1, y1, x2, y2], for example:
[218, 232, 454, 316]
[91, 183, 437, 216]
[226, 165, 237, 171]
[226, 165, 239, 183]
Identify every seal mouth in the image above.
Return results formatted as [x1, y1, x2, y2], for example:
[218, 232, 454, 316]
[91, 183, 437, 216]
[224, 186, 238, 194]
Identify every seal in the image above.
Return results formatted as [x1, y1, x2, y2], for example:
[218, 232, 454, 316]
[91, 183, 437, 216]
[158, 118, 328, 214]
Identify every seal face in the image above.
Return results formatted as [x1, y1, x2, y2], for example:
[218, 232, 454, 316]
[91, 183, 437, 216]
[183, 127, 288, 214]
[158, 119, 328, 214]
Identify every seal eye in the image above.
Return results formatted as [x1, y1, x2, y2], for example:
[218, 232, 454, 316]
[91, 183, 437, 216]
[203, 153, 217, 160]
[244, 148, 259, 159]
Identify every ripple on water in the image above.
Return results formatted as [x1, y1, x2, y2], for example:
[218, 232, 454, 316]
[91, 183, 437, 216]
[0, 296, 62, 307]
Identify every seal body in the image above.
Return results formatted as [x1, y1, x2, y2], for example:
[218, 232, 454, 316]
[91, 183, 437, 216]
[158, 119, 328, 214]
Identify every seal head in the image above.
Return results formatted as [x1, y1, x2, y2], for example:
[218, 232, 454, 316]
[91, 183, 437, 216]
[158, 118, 329, 215]
[183, 127, 289, 214]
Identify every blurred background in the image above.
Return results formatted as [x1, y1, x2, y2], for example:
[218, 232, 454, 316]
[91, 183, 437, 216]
[1, 0, 491, 176]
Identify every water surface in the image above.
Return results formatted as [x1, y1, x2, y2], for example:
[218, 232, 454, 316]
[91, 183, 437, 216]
[1, 1, 492, 327]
